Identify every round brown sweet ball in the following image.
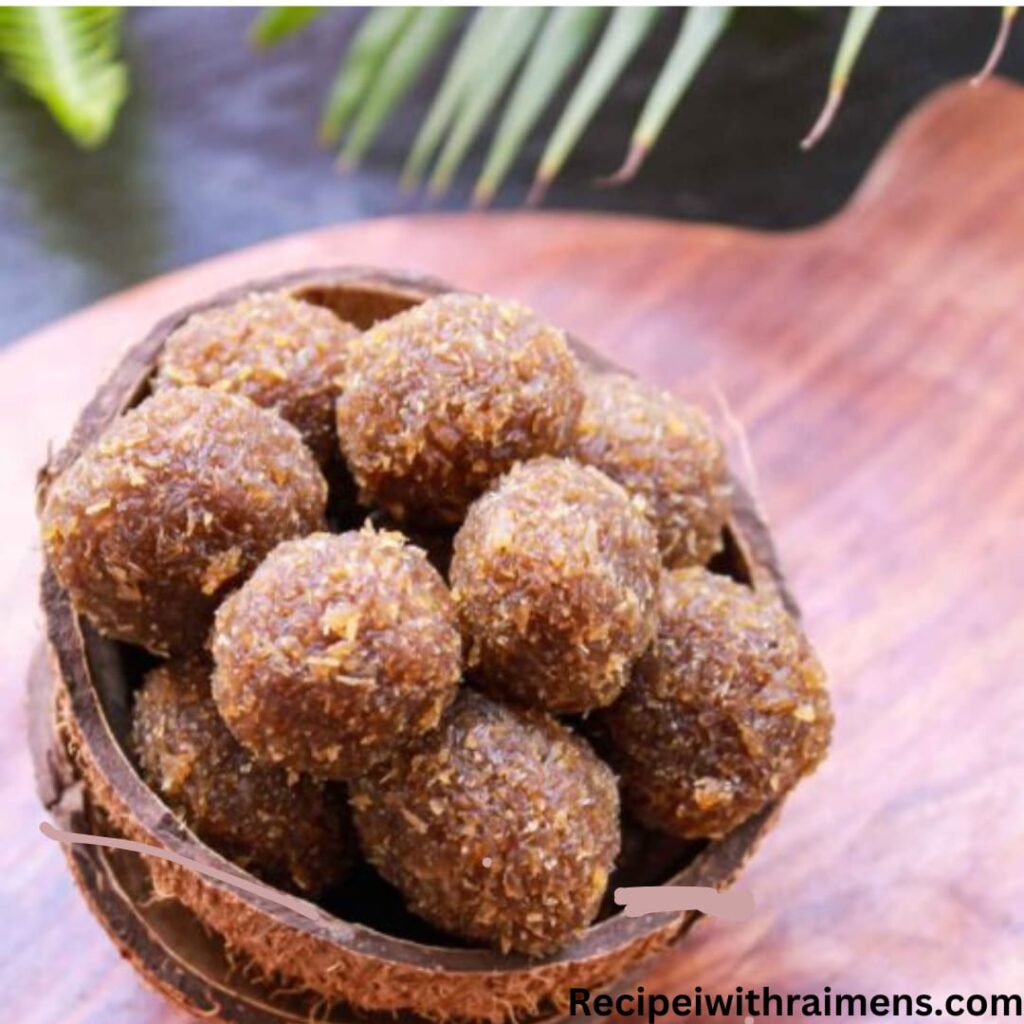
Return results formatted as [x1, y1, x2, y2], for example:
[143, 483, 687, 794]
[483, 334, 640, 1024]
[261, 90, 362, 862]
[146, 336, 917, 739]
[350, 690, 620, 956]
[449, 457, 660, 714]
[40, 387, 327, 655]
[336, 293, 582, 526]
[132, 656, 355, 896]
[211, 528, 462, 780]
[573, 372, 731, 567]
[597, 568, 832, 839]
[154, 291, 359, 466]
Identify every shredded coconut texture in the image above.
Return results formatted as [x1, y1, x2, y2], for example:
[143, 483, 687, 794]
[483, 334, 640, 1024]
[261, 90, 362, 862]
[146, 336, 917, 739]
[597, 568, 832, 838]
[212, 528, 462, 780]
[132, 655, 355, 895]
[573, 372, 731, 567]
[336, 293, 583, 526]
[154, 291, 358, 467]
[350, 690, 620, 956]
[450, 457, 660, 713]
[41, 387, 327, 655]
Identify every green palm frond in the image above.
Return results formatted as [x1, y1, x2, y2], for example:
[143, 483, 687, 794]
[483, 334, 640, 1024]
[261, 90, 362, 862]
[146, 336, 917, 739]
[473, 7, 604, 206]
[0, 6, 127, 149]
[427, 7, 544, 197]
[530, 7, 660, 204]
[3, 6, 1013, 176]
[602, 6, 732, 185]
[320, 7, 416, 146]
[801, 6, 879, 150]
[250, 7, 323, 49]
[973, 5, 1017, 85]
[402, 8, 512, 193]
[338, 7, 460, 170]
[248, 5, 1019, 202]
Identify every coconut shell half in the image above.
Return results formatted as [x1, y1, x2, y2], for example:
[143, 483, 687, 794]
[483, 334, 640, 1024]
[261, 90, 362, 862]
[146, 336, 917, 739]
[30, 268, 792, 1024]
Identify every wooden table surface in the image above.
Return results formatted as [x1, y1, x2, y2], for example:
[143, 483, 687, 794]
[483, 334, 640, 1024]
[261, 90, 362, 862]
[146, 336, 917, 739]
[2, 79, 1022, 1022]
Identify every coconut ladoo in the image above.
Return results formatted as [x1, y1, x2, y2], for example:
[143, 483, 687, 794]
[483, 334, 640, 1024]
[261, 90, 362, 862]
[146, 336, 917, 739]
[350, 690, 621, 956]
[40, 386, 327, 655]
[132, 656, 355, 896]
[336, 293, 583, 526]
[450, 457, 660, 714]
[598, 567, 833, 839]
[573, 372, 731, 567]
[154, 291, 358, 466]
[212, 528, 462, 780]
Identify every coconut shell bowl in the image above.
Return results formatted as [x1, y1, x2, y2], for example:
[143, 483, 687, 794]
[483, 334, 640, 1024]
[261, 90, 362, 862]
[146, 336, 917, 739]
[31, 264, 799, 1024]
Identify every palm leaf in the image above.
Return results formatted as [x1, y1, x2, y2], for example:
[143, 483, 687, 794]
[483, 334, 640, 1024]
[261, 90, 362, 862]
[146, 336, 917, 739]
[339, 7, 460, 169]
[320, 6, 415, 145]
[244, 6, 1015, 200]
[602, 6, 733, 185]
[802, 6, 880, 150]
[401, 7, 504, 192]
[250, 7, 323, 49]
[973, 5, 1017, 85]
[473, 7, 604, 206]
[528, 8, 660, 205]
[427, 7, 545, 197]
[0, 6, 127, 148]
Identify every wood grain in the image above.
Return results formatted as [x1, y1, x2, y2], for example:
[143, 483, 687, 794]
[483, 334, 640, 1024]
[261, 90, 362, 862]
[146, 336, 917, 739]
[3, 78, 1023, 1021]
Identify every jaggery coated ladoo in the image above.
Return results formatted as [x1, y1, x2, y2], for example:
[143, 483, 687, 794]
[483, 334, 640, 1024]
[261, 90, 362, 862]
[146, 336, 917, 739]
[132, 656, 355, 896]
[336, 293, 582, 525]
[154, 291, 358, 466]
[212, 528, 462, 780]
[598, 568, 832, 839]
[40, 387, 326, 655]
[450, 457, 660, 714]
[573, 372, 731, 567]
[350, 690, 620, 956]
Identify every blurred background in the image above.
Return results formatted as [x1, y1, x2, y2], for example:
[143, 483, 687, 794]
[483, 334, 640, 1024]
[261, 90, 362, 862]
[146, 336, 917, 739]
[2, 5, 1022, 347]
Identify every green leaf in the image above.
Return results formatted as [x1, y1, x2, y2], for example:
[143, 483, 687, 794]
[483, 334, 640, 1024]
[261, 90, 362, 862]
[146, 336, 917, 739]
[339, 7, 460, 169]
[0, 6, 127, 149]
[604, 6, 732, 185]
[529, 7, 660, 204]
[401, 7, 503, 192]
[249, 7, 323, 49]
[427, 7, 546, 197]
[319, 6, 415, 145]
[473, 7, 604, 206]
[801, 5, 879, 150]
